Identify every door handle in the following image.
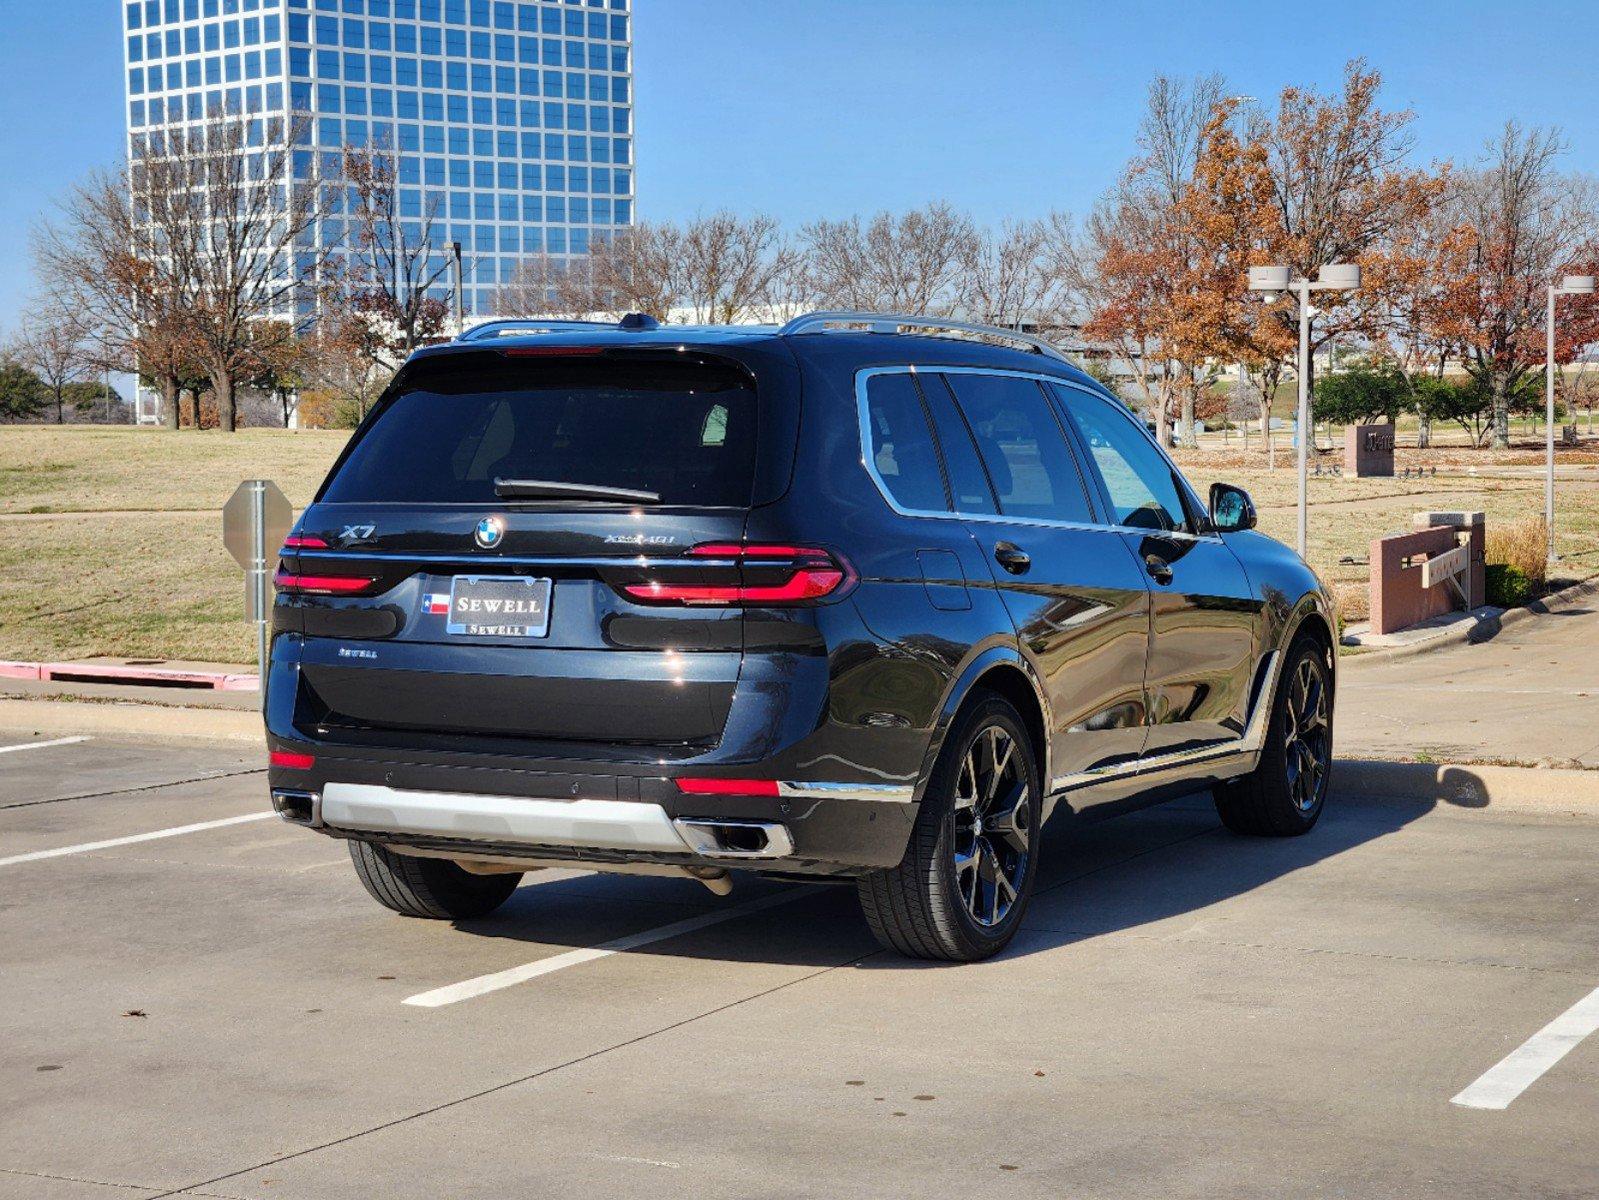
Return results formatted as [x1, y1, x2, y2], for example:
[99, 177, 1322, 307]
[1144, 554, 1174, 585]
[994, 542, 1031, 575]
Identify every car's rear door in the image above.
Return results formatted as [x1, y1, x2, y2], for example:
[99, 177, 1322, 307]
[276, 348, 800, 754]
[1049, 382, 1260, 759]
[932, 370, 1151, 787]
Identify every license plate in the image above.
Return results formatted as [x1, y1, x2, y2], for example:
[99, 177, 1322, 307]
[441, 575, 552, 638]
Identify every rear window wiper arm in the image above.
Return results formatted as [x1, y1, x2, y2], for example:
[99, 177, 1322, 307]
[492, 477, 662, 504]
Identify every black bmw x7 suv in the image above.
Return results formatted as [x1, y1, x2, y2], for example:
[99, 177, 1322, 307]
[266, 311, 1336, 962]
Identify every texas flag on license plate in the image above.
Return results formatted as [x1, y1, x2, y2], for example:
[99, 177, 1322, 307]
[423, 592, 451, 615]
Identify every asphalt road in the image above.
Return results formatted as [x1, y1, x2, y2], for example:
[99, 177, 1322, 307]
[1, 733, 1596, 1199]
[1339, 585, 1599, 767]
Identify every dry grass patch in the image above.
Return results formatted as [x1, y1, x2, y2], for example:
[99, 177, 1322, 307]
[0, 426, 348, 514]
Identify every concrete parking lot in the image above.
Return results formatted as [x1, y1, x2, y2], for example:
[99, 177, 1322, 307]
[2, 733, 1596, 1199]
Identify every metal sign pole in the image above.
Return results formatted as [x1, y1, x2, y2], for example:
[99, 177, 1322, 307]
[250, 481, 269, 713]
[224, 479, 292, 716]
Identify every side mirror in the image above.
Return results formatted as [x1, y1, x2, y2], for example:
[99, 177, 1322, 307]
[1209, 482, 1256, 533]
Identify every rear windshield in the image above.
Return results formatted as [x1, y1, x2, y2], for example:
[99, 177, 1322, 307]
[321, 358, 758, 507]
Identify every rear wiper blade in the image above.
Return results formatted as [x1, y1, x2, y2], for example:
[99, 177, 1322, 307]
[492, 477, 661, 504]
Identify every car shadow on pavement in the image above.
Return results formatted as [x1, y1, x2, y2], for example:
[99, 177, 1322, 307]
[446, 791, 1435, 970]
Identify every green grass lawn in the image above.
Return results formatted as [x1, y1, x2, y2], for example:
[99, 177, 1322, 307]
[2, 425, 1595, 664]
[0, 427, 348, 664]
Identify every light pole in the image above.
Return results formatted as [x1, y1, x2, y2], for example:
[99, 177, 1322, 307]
[1546, 275, 1595, 561]
[1248, 263, 1362, 557]
[449, 240, 465, 334]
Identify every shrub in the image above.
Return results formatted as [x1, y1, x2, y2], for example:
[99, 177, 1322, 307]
[1485, 518, 1548, 589]
[1485, 563, 1536, 608]
[1312, 363, 1407, 426]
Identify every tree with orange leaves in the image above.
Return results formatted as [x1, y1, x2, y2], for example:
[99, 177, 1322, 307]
[1175, 96, 1295, 446]
[1070, 74, 1227, 447]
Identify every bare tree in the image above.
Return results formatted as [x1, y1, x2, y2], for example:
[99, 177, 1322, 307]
[135, 110, 335, 430]
[12, 307, 93, 424]
[499, 224, 679, 318]
[799, 203, 979, 315]
[496, 252, 603, 317]
[34, 168, 197, 429]
[1446, 123, 1599, 447]
[963, 217, 1069, 331]
[1068, 74, 1227, 446]
[676, 213, 798, 324]
[498, 213, 795, 325]
[335, 140, 453, 361]
[1259, 60, 1442, 399]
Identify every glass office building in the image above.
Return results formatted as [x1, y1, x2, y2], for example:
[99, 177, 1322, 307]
[122, 0, 634, 316]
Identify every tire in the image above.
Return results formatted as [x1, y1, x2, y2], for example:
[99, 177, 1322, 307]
[347, 841, 522, 920]
[1212, 634, 1333, 837]
[857, 693, 1042, 962]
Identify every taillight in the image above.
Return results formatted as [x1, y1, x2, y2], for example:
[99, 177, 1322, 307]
[281, 534, 328, 549]
[674, 777, 779, 796]
[269, 750, 316, 769]
[273, 568, 378, 596]
[618, 543, 853, 607]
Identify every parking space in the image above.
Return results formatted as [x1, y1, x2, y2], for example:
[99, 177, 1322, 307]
[2, 737, 1596, 1198]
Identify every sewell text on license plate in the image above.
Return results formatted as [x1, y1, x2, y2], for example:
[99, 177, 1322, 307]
[435, 575, 552, 638]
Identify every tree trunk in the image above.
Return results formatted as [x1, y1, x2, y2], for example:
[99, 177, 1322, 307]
[187, 389, 202, 429]
[1179, 381, 1196, 449]
[1490, 372, 1511, 449]
[217, 371, 237, 432]
[54, 387, 65, 424]
[161, 376, 180, 430]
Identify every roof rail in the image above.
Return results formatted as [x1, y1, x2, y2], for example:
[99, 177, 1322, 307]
[777, 311, 1071, 363]
[457, 312, 660, 342]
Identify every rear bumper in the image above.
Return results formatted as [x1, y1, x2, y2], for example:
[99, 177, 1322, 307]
[309, 782, 795, 860]
[269, 765, 918, 875]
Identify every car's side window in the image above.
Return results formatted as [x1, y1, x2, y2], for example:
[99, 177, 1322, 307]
[1053, 384, 1189, 534]
[943, 374, 1096, 523]
[918, 375, 1000, 515]
[863, 372, 950, 513]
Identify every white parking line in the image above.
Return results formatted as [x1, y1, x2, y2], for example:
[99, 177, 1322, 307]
[0, 736, 89, 756]
[403, 887, 809, 1007]
[0, 812, 275, 868]
[1452, 985, 1599, 1110]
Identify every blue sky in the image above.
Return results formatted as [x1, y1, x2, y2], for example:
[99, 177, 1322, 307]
[2, 0, 1595, 333]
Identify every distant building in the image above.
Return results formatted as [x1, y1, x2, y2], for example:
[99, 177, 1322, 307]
[121, 0, 635, 316]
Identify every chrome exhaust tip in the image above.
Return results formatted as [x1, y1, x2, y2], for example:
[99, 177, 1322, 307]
[673, 818, 795, 859]
[271, 789, 322, 828]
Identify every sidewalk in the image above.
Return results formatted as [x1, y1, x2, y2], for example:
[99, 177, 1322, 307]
[1337, 585, 1599, 767]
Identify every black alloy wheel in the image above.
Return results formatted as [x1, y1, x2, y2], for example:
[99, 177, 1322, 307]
[951, 724, 1032, 928]
[1281, 654, 1330, 813]
[857, 693, 1042, 961]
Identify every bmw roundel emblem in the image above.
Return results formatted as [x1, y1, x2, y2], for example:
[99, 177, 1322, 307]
[474, 516, 505, 549]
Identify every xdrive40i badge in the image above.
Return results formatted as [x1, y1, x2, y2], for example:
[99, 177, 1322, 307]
[603, 533, 677, 546]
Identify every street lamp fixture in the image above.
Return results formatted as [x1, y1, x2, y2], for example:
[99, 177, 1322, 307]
[1248, 264, 1363, 556]
[1546, 274, 1596, 561]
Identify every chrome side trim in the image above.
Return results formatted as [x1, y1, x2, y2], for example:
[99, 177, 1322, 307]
[320, 783, 693, 854]
[781, 311, 1072, 362]
[776, 780, 916, 803]
[1049, 649, 1283, 792]
[672, 819, 796, 860]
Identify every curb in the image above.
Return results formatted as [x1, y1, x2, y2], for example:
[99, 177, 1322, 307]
[0, 698, 261, 745]
[0, 660, 257, 691]
[1333, 758, 1599, 814]
[1341, 574, 1599, 665]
